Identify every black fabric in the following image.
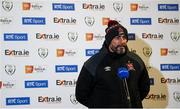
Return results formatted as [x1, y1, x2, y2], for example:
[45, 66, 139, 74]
[105, 27, 120, 47]
[105, 24, 129, 47]
[84, 44, 108, 77]
[75, 46, 150, 108]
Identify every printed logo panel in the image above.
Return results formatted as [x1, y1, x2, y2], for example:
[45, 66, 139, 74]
[4, 33, 28, 41]
[55, 65, 78, 73]
[6, 97, 30, 105]
[22, 17, 46, 25]
[130, 18, 151, 25]
[52, 3, 75, 11]
[25, 80, 48, 88]
[160, 64, 180, 71]
[158, 4, 179, 11]
[85, 49, 99, 56]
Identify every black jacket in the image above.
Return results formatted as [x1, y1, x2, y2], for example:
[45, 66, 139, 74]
[75, 45, 150, 108]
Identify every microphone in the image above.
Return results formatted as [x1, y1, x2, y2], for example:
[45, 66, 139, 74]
[117, 67, 129, 79]
[117, 67, 131, 107]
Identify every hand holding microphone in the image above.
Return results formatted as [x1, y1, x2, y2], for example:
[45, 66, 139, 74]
[117, 67, 131, 107]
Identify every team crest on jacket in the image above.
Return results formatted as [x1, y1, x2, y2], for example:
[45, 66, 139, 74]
[104, 66, 111, 71]
[126, 61, 135, 71]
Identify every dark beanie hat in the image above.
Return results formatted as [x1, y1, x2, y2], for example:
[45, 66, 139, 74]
[105, 20, 128, 47]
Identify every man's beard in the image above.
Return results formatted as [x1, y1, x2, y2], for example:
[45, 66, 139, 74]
[111, 45, 126, 55]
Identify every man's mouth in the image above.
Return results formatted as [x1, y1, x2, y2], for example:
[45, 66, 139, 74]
[115, 46, 125, 54]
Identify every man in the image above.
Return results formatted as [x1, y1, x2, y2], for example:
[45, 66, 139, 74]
[75, 20, 150, 108]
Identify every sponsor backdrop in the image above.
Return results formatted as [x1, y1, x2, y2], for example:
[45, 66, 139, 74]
[0, 0, 180, 108]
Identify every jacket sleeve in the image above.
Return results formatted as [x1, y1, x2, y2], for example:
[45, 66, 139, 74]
[138, 66, 150, 100]
[75, 66, 95, 107]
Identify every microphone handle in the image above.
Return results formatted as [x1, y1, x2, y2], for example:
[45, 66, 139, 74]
[123, 79, 132, 107]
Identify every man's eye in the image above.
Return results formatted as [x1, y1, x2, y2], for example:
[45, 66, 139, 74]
[115, 36, 120, 39]
[121, 35, 126, 39]
[118, 35, 125, 38]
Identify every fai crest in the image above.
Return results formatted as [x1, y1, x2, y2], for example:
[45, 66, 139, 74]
[113, 2, 123, 13]
[68, 32, 78, 42]
[5, 65, 16, 75]
[143, 47, 152, 57]
[2, 0, 13, 12]
[70, 94, 78, 105]
[38, 48, 48, 59]
[84, 16, 95, 26]
[173, 91, 180, 102]
[171, 32, 180, 42]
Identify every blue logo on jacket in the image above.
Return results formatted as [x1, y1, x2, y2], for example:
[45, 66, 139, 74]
[158, 4, 179, 11]
[25, 80, 48, 88]
[6, 97, 30, 105]
[55, 65, 78, 72]
[52, 3, 75, 10]
[4, 33, 28, 41]
[130, 18, 151, 25]
[22, 17, 46, 25]
[160, 64, 180, 71]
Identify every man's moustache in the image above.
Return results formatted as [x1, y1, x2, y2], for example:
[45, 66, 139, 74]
[115, 45, 125, 50]
[115, 45, 126, 54]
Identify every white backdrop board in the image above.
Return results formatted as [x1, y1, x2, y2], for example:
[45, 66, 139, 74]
[0, 0, 180, 108]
